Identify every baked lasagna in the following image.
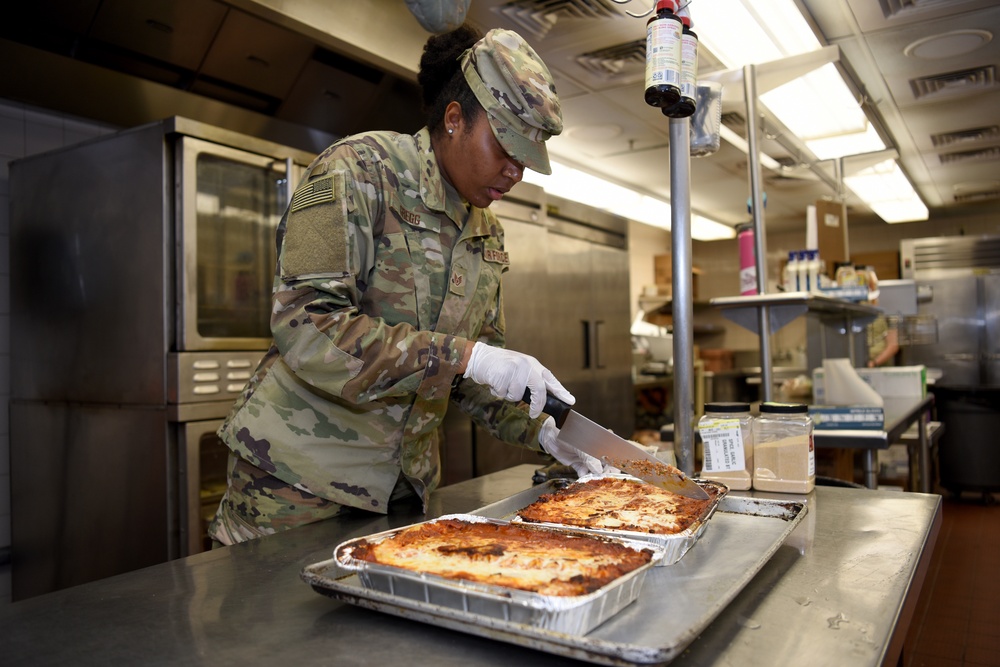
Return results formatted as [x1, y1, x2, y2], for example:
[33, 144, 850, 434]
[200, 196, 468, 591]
[516, 476, 716, 535]
[347, 518, 654, 597]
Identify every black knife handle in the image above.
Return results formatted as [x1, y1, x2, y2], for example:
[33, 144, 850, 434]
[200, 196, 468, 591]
[521, 388, 571, 428]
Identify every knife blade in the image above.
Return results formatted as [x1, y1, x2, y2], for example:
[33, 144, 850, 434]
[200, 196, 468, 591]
[525, 389, 709, 500]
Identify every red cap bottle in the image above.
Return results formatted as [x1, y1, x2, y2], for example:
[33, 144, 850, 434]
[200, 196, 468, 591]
[663, 10, 698, 118]
[644, 0, 682, 108]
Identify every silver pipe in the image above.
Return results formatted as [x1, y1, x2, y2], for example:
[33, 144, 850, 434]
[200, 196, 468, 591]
[743, 64, 774, 402]
[669, 117, 696, 475]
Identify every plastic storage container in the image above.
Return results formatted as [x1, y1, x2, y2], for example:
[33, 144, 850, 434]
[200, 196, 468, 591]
[753, 402, 815, 493]
[698, 402, 753, 490]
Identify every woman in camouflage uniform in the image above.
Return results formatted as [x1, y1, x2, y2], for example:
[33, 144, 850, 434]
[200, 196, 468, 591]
[209, 25, 596, 545]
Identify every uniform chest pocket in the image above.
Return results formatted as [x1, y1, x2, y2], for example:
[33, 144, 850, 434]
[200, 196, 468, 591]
[367, 230, 443, 331]
[364, 231, 417, 327]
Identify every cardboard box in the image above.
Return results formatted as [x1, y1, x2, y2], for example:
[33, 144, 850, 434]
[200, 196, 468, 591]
[815, 199, 848, 279]
[851, 250, 901, 281]
[809, 405, 885, 430]
[812, 365, 927, 403]
[654, 254, 672, 285]
[653, 255, 702, 298]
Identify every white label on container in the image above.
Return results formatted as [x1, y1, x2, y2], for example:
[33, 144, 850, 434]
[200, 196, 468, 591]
[701, 418, 746, 473]
[645, 21, 682, 88]
[680, 32, 698, 98]
[740, 266, 757, 295]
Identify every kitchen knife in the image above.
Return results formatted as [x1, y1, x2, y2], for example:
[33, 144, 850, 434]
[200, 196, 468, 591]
[525, 389, 709, 500]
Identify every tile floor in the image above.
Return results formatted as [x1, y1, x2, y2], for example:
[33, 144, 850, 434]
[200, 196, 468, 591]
[902, 492, 1000, 667]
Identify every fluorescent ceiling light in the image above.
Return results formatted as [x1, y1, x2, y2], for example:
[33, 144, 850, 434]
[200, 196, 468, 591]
[693, 0, 928, 219]
[522, 161, 735, 240]
[695, 2, 884, 156]
[806, 125, 885, 161]
[843, 159, 928, 223]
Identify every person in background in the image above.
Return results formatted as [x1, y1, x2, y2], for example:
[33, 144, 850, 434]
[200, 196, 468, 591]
[865, 267, 900, 367]
[868, 317, 900, 367]
[208, 24, 599, 545]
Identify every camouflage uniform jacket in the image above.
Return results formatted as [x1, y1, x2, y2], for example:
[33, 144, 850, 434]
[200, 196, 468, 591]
[217, 128, 544, 514]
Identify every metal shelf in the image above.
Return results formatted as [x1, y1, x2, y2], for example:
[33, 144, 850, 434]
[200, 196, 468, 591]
[709, 291, 880, 335]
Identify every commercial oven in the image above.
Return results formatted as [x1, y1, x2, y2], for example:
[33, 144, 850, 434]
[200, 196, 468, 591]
[9, 117, 316, 599]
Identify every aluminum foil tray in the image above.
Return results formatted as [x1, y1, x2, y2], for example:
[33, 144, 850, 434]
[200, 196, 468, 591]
[320, 513, 666, 635]
[301, 495, 807, 666]
[497, 474, 727, 566]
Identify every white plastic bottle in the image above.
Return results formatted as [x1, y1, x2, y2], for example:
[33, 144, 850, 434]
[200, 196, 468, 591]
[806, 250, 820, 293]
[783, 251, 798, 292]
[795, 251, 808, 293]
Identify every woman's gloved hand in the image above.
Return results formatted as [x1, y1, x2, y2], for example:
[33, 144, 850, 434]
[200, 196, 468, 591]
[539, 417, 606, 477]
[463, 342, 575, 418]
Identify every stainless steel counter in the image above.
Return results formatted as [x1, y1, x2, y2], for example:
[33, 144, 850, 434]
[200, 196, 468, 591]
[0, 465, 940, 667]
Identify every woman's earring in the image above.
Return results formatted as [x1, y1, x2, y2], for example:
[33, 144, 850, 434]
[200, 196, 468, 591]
[448, 128, 454, 135]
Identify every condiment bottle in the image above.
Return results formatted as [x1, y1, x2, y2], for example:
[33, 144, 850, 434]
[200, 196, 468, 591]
[806, 250, 820, 293]
[698, 402, 753, 490]
[752, 402, 815, 493]
[783, 251, 799, 291]
[663, 8, 698, 118]
[644, 0, 682, 108]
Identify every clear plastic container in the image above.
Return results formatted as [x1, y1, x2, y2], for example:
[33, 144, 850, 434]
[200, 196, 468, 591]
[752, 402, 815, 493]
[698, 402, 753, 491]
[689, 81, 722, 157]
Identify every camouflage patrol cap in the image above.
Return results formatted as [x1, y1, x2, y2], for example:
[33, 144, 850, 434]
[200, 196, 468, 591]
[460, 29, 562, 174]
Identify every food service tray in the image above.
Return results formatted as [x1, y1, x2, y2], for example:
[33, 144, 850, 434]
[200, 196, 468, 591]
[314, 513, 666, 635]
[505, 475, 727, 566]
[301, 494, 807, 666]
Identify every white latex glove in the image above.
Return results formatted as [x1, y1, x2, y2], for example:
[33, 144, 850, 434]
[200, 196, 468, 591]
[539, 417, 606, 477]
[463, 342, 575, 418]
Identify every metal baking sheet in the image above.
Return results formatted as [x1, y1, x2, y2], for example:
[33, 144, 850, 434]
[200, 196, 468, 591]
[493, 475, 727, 566]
[316, 514, 666, 635]
[301, 495, 807, 666]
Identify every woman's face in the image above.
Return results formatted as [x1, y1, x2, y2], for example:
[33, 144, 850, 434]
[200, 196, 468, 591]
[436, 103, 524, 209]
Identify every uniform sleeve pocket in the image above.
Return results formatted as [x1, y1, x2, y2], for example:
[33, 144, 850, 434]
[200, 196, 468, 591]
[281, 171, 350, 279]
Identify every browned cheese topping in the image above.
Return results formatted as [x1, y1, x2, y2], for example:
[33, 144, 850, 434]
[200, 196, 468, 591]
[350, 518, 653, 597]
[517, 476, 715, 535]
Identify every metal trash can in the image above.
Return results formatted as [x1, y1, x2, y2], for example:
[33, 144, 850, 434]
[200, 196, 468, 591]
[934, 386, 1000, 499]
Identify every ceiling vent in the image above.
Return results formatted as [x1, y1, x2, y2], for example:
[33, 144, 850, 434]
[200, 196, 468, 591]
[938, 146, 1000, 165]
[879, 0, 955, 19]
[931, 125, 1000, 148]
[575, 39, 644, 78]
[910, 66, 996, 100]
[721, 111, 747, 135]
[493, 0, 623, 40]
[954, 189, 1000, 204]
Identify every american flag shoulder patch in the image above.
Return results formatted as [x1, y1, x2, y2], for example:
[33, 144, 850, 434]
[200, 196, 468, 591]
[290, 175, 336, 212]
